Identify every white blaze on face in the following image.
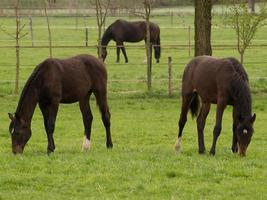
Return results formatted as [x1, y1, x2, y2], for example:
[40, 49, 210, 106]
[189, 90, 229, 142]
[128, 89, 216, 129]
[174, 137, 182, 153]
[243, 129, 248, 134]
[82, 136, 91, 151]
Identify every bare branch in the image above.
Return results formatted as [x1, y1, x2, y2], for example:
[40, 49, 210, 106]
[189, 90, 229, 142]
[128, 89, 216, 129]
[0, 25, 16, 39]
[18, 31, 29, 40]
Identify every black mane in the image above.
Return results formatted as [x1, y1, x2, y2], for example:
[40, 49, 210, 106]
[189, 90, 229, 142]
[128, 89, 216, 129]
[229, 59, 252, 117]
[16, 64, 41, 115]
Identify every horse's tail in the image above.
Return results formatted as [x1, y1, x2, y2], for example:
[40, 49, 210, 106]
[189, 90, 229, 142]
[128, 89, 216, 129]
[155, 32, 161, 62]
[190, 92, 199, 118]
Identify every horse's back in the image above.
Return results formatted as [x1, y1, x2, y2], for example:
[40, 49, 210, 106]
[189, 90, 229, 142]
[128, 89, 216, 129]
[182, 56, 244, 103]
[38, 54, 107, 103]
[108, 19, 159, 42]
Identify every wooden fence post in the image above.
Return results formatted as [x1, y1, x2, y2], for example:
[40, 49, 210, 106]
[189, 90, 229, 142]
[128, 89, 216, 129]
[85, 27, 88, 47]
[171, 11, 174, 26]
[188, 25, 191, 57]
[29, 16, 34, 47]
[168, 57, 173, 96]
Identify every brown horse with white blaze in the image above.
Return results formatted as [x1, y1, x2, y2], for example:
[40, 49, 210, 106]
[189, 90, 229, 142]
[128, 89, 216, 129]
[8, 54, 113, 154]
[175, 56, 256, 156]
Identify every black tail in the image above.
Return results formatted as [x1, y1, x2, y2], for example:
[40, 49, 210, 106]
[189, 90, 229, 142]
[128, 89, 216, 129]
[190, 92, 199, 118]
[154, 33, 161, 63]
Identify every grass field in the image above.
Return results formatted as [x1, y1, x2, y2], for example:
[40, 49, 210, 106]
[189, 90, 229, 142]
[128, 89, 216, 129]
[0, 7, 267, 199]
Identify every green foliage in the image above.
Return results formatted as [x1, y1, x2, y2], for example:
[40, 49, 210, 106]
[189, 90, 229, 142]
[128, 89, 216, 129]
[227, 2, 267, 63]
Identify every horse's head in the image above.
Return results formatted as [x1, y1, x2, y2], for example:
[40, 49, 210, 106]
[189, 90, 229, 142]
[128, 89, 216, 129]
[98, 46, 107, 61]
[8, 113, 31, 154]
[236, 113, 256, 156]
[101, 47, 107, 61]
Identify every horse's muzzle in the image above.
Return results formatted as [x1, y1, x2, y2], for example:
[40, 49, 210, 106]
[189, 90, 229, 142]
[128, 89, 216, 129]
[238, 143, 247, 156]
[12, 145, 24, 154]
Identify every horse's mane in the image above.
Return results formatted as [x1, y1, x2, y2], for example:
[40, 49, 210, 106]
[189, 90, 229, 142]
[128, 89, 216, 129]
[16, 64, 42, 115]
[101, 24, 113, 46]
[228, 59, 252, 116]
[227, 57, 248, 82]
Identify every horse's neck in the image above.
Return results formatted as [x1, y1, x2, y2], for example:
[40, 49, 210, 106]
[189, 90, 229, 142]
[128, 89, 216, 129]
[16, 87, 39, 125]
[101, 32, 111, 47]
[232, 83, 252, 118]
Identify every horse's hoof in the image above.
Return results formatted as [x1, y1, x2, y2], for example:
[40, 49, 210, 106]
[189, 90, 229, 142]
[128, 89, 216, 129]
[209, 150, 215, 155]
[107, 143, 113, 149]
[47, 149, 54, 155]
[174, 137, 182, 153]
[82, 137, 91, 151]
[232, 146, 238, 153]
[199, 149, 206, 154]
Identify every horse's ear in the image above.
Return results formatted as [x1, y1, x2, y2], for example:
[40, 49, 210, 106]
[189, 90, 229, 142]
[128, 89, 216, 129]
[250, 113, 256, 124]
[8, 113, 14, 120]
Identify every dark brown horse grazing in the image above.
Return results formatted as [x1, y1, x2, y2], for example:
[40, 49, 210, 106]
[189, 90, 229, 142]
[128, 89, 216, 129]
[175, 56, 256, 156]
[101, 19, 161, 63]
[8, 54, 113, 154]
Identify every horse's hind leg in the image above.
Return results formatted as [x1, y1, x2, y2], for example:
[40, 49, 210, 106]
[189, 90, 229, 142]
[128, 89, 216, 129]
[197, 103, 210, 154]
[94, 89, 113, 149]
[39, 100, 59, 154]
[120, 43, 128, 63]
[175, 93, 193, 152]
[79, 93, 93, 151]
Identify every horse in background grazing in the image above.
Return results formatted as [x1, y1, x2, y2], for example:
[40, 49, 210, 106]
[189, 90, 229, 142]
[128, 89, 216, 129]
[175, 56, 256, 156]
[101, 19, 161, 63]
[8, 54, 113, 154]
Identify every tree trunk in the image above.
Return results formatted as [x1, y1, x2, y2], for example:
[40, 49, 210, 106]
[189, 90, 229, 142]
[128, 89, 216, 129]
[144, 0, 152, 92]
[240, 52, 244, 64]
[248, 0, 255, 13]
[146, 22, 152, 92]
[44, 0, 52, 58]
[194, 0, 212, 57]
[15, 1, 20, 94]
[98, 26, 102, 59]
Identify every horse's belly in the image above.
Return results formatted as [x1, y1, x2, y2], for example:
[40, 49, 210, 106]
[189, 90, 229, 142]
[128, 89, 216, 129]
[60, 81, 91, 103]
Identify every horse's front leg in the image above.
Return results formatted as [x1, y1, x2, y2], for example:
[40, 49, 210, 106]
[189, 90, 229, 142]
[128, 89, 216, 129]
[120, 43, 128, 63]
[39, 100, 59, 154]
[232, 108, 238, 153]
[210, 98, 227, 155]
[116, 46, 120, 63]
[79, 95, 93, 151]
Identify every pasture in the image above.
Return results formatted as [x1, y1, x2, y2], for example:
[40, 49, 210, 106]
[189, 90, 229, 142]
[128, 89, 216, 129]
[0, 8, 267, 199]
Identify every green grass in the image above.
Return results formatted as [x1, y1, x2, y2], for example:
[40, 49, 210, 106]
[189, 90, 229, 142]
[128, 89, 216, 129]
[0, 10, 267, 199]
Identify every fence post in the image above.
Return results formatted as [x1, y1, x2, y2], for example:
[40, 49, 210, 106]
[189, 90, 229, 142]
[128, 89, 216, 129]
[29, 16, 34, 47]
[168, 57, 173, 96]
[85, 27, 88, 47]
[188, 25, 191, 57]
[171, 11, 174, 27]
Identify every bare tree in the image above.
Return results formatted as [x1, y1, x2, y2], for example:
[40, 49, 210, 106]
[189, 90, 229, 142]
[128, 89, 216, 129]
[130, 0, 154, 92]
[144, 0, 153, 92]
[194, 0, 212, 56]
[228, 3, 267, 64]
[43, 0, 53, 58]
[90, 0, 110, 59]
[0, 0, 28, 94]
